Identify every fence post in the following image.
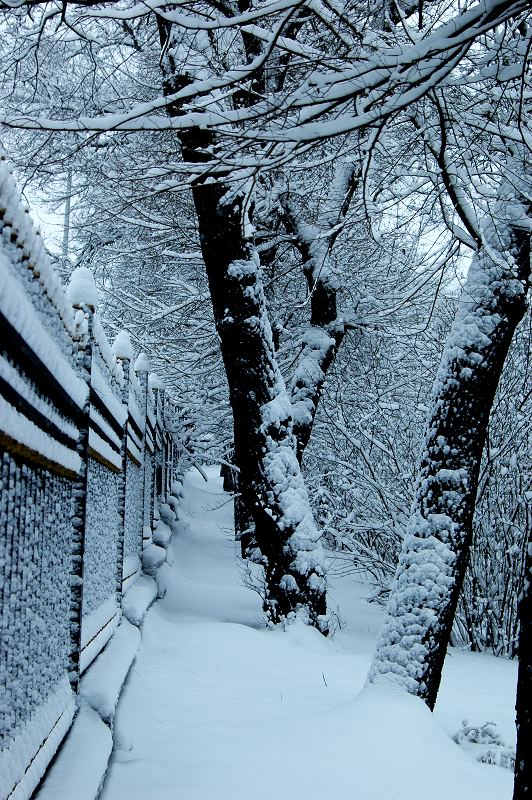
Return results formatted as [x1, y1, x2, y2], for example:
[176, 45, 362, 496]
[159, 386, 166, 499]
[112, 330, 133, 604]
[157, 384, 168, 497]
[134, 353, 151, 545]
[66, 268, 98, 691]
[151, 377, 162, 508]
[148, 374, 159, 525]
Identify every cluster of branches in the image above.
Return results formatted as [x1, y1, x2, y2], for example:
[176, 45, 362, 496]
[0, 0, 531, 796]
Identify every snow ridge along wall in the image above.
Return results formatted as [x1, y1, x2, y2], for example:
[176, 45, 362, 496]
[0, 159, 184, 800]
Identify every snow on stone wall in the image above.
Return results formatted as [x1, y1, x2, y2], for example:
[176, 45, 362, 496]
[0, 159, 85, 800]
[80, 314, 126, 669]
[0, 457, 74, 746]
[0, 159, 76, 359]
[0, 160, 182, 800]
[82, 459, 122, 617]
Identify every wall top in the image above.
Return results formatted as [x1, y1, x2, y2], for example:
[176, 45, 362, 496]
[67, 267, 99, 310]
[113, 330, 134, 361]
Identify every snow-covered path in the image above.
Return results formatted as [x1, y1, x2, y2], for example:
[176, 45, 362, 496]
[101, 467, 517, 800]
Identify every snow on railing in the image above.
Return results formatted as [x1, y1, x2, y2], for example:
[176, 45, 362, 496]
[0, 163, 183, 800]
[0, 157, 75, 340]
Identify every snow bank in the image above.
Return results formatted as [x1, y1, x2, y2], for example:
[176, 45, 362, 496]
[36, 703, 113, 800]
[36, 506, 175, 800]
[0, 676, 75, 800]
[80, 620, 141, 724]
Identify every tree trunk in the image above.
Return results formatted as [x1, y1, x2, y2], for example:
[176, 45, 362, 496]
[158, 26, 328, 631]
[514, 522, 532, 799]
[190, 180, 327, 626]
[369, 201, 531, 709]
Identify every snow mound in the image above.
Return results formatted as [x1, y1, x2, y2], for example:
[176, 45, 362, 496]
[122, 575, 158, 626]
[79, 619, 140, 724]
[36, 703, 112, 800]
[142, 542, 167, 575]
[153, 519, 173, 548]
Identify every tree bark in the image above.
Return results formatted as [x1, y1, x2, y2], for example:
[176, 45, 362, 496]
[369, 200, 531, 709]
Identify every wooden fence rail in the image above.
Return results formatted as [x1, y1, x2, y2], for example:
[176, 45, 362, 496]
[0, 158, 183, 800]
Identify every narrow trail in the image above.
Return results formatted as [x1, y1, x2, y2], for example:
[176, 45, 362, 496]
[101, 468, 515, 800]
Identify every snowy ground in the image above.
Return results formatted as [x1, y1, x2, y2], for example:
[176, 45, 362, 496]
[101, 467, 517, 800]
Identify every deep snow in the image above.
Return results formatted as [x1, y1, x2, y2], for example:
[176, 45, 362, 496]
[101, 467, 517, 800]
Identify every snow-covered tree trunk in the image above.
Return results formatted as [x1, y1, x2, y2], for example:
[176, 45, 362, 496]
[188, 175, 328, 627]
[279, 165, 358, 462]
[514, 524, 532, 799]
[369, 200, 531, 709]
[159, 25, 328, 631]
[286, 231, 345, 463]
[210, 241, 328, 628]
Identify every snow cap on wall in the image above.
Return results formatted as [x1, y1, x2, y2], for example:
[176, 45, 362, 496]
[112, 330, 134, 361]
[149, 373, 162, 391]
[134, 352, 150, 373]
[67, 267, 99, 310]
